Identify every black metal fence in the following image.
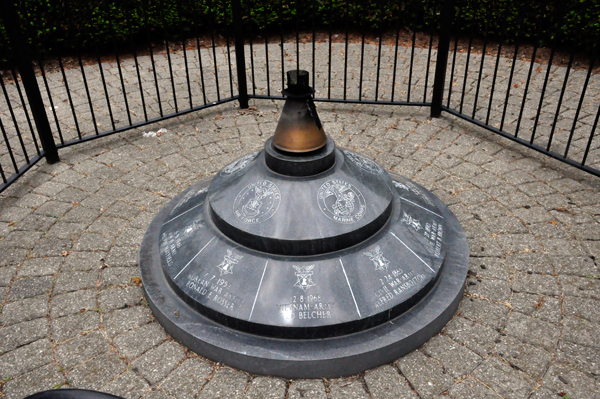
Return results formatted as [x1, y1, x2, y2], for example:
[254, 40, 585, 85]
[0, 0, 598, 194]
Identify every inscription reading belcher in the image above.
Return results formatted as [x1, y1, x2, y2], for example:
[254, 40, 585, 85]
[233, 180, 281, 224]
[317, 179, 366, 224]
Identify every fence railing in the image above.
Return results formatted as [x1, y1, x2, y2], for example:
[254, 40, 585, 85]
[0, 0, 598, 194]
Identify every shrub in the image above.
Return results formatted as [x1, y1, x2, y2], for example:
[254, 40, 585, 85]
[1, 0, 598, 65]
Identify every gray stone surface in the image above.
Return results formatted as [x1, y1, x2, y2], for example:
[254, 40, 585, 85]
[0, 52, 600, 396]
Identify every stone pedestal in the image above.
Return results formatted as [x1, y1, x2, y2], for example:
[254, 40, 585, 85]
[140, 138, 468, 378]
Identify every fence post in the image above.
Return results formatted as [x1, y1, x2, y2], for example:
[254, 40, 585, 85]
[430, 0, 454, 118]
[1, 1, 59, 163]
[231, 0, 249, 109]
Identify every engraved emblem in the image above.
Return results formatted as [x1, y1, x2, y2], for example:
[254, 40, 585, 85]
[317, 179, 366, 224]
[216, 250, 243, 276]
[233, 180, 281, 224]
[293, 265, 316, 291]
[174, 186, 208, 211]
[220, 152, 259, 176]
[363, 245, 390, 272]
[392, 180, 409, 191]
[401, 211, 423, 232]
[343, 151, 383, 175]
[393, 180, 434, 206]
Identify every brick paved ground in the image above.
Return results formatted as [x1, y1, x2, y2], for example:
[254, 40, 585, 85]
[1, 43, 600, 399]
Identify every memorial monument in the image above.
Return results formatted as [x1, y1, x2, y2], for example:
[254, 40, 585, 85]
[140, 70, 469, 378]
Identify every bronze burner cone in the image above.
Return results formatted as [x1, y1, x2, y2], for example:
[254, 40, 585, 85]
[272, 70, 327, 153]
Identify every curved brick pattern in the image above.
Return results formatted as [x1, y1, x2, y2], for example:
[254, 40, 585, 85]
[0, 93, 599, 398]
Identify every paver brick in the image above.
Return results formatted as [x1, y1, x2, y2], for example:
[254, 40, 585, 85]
[286, 379, 327, 399]
[101, 370, 151, 399]
[160, 358, 213, 399]
[0, 339, 54, 379]
[2, 363, 65, 399]
[68, 351, 126, 390]
[56, 330, 111, 370]
[1, 295, 49, 326]
[18, 257, 63, 277]
[472, 357, 536, 399]
[51, 311, 101, 343]
[328, 378, 369, 399]
[364, 365, 418, 399]
[396, 351, 454, 398]
[131, 341, 186, 384]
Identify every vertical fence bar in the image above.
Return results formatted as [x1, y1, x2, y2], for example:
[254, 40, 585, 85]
[529, 48, 555, 145]
[390, 18, 400, 102]
[0, 76, 30, 164]
[423, 4, 434, 103]
[446, 22, 460, 108]
[295, 0, 300, 73]
[175, 1, 193, 110]
[546, 52, 574, 151]
[358, 24, 366, 101]
[0, 116, 19, 173]
[279, 0, 285, 90]
[232, 0, 249, 108]
[582, 103, 600, 166]
[38, 58, 65, 143]
[564, 57, 594, 159]
[311, 0, 316, 89]
[327, 0, 332, 99]
[431, 0, 453, 117]
[144, 1, 164, 117]
[263, 0, 271, 97]
[0, 1, 58, 163]
[407, 29, 416, 102]
[471, 22, 489, 119]
[226, 26, 235, 98]
[10, 68, 40, 155]
[249, 23, 256, 96]
[343, 5, 349, 101]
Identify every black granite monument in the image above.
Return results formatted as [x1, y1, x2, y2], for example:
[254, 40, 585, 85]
[140, 71, 469, 378]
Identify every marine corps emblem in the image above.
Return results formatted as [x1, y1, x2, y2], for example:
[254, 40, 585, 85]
[233, 180, 281, 224]
[293, 265, 316, 291]
[216, 249, 243, 276]
[317, 179, 366, 224]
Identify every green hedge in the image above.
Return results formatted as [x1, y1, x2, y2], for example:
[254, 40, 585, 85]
[1, 0, 599, 65]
